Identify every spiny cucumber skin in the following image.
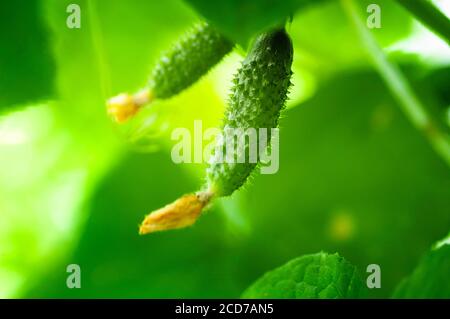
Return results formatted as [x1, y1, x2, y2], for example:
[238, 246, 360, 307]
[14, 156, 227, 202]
[149, 23, 233, 99]
[206, 29, 293, 197]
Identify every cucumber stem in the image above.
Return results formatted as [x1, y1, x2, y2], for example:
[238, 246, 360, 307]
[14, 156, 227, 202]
[395, 0, 450, 45]
[341, 0, 450, 167]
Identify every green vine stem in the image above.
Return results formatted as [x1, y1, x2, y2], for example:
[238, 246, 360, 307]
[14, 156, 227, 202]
[396, 0, 450, 45]
[87, 0, 112, 99]
[340, 0, 450, 167]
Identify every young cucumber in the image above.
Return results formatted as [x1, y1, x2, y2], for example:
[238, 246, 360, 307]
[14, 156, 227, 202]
[206, 29, 293, 196]
[140, 28, 293, 234]
[107, 22, 233, 123]
[150, 22, 233, 99]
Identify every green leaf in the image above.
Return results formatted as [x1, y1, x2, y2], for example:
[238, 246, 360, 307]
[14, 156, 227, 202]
[393, 234, 450, 298]
[242, 252, 366, 298]
[184, 0, 327, 46]
[0, 0, 55, 110]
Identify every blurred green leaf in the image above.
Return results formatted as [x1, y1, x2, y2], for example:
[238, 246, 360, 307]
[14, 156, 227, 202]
[0, 0, 204, 297]
[242, 252, 365, 298]
[25, 152, 243, 298]
[184, 0, 327, 46]
[393, 234, 450, 298]
[0, 0, 55, 110]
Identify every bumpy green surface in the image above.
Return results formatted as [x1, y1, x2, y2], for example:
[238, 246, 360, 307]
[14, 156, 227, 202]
[206, 29, 293, 196]
[149, 23, 233, 99]
[393, 239, 450, 298]
[242, 252, 366, 299]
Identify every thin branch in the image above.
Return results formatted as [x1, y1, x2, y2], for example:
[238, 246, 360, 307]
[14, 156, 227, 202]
[396, 0, 450, 44]
[87, 1, 112, 99]
[340, 0, 450, 166]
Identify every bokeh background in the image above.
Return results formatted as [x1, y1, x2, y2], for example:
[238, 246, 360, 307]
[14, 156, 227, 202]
[0, 0, 449, 298]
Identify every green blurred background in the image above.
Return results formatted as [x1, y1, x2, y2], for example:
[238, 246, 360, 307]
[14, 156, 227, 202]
[0, 0, 449, 298]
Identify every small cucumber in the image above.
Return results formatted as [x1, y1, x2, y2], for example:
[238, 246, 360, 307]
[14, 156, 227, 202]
[206, 28, 293, 196]
[107, 22, 233, 123]
[150, 22, 233, 99]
